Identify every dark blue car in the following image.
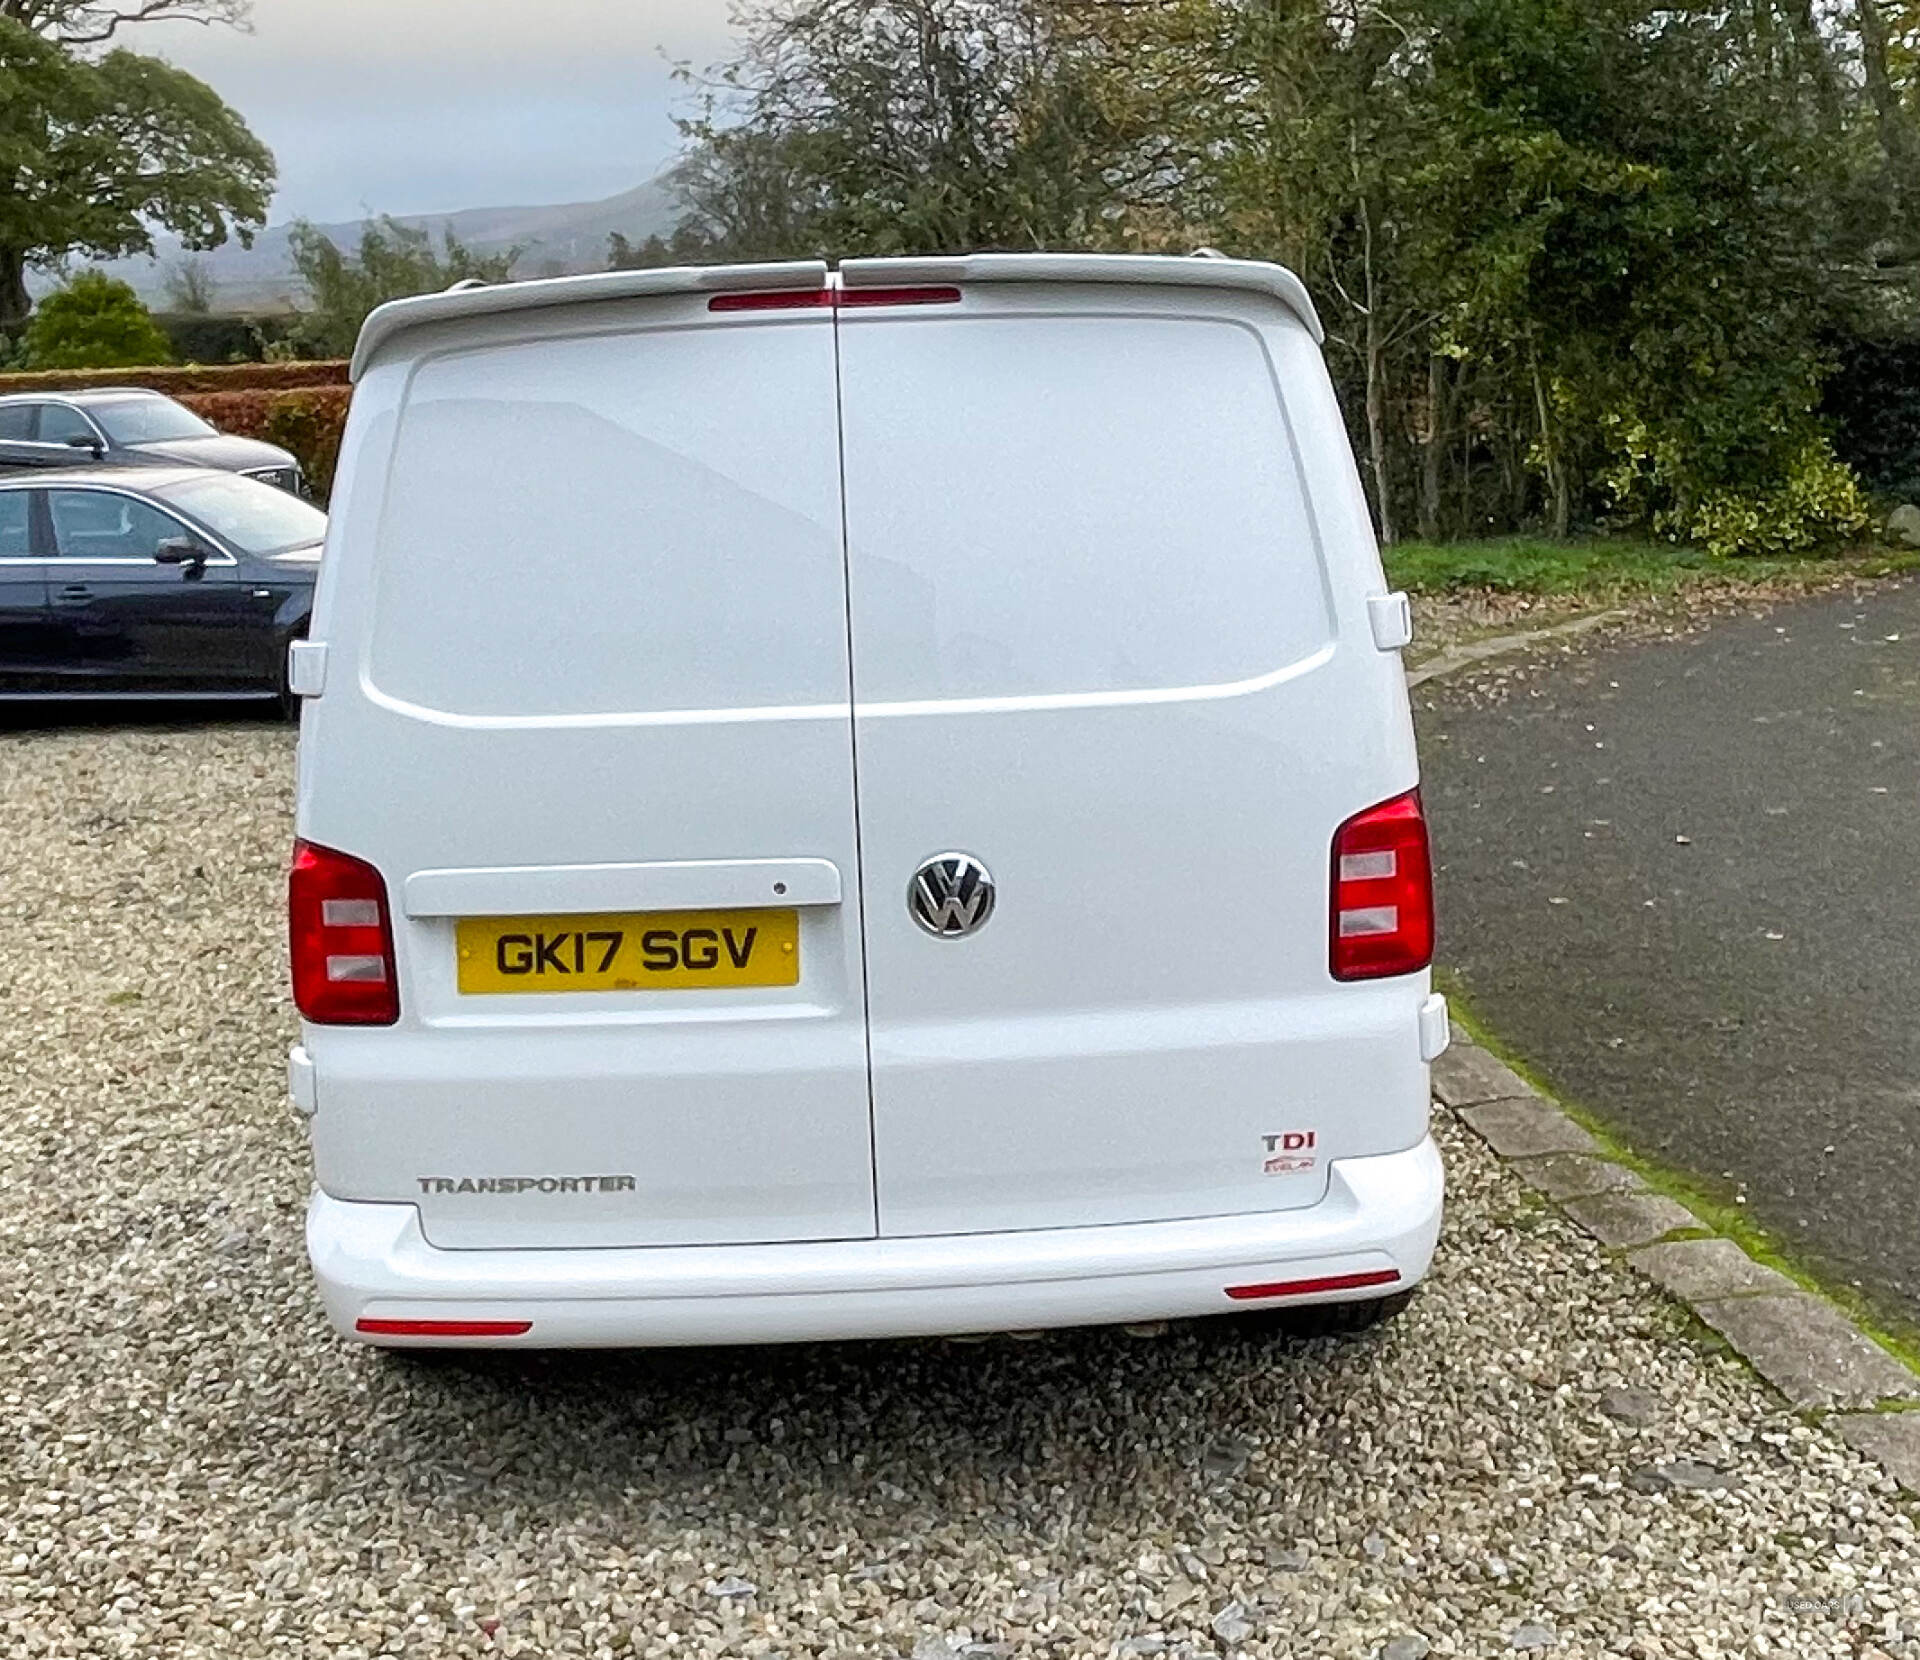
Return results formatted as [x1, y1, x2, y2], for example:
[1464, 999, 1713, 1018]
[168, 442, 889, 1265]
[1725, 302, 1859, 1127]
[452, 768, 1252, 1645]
[0, 465, 324, 706]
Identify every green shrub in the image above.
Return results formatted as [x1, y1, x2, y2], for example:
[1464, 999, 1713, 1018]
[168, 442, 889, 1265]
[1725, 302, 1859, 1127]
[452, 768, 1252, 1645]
[1600, 405, 1870, 558]
[23, 271, 174, 370]
[1654, 440, 1870, 559]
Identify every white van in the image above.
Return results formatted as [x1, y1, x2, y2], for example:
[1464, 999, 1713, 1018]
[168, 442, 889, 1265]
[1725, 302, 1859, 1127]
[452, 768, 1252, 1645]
[287, 253, 1448, 1348]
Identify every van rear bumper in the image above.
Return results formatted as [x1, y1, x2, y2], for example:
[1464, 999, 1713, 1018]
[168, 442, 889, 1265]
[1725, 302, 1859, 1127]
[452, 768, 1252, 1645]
[308, 1136, 1443, 1348]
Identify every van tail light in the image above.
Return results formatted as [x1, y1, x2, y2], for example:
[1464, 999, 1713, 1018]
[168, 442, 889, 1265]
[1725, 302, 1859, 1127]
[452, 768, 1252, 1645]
[290, 840, 399, 1025]
[1330, 789, 1434, 981]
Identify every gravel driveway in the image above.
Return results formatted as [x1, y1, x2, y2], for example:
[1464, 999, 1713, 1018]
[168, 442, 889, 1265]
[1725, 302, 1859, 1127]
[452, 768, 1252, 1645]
[4, 715, 1919, 1659]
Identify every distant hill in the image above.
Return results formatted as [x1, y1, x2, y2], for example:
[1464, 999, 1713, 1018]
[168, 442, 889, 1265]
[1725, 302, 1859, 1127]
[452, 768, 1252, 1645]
[52, 179, 682, 314]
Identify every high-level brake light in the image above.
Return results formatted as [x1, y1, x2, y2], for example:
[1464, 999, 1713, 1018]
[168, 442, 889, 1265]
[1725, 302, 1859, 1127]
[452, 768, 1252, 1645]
[838, 286, 963, 307]
[707, 286, 963, 312]
[707, 289, 835, 312]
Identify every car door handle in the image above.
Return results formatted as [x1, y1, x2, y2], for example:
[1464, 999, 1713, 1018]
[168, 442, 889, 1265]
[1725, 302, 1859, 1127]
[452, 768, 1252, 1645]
[55, 584, 92, 604]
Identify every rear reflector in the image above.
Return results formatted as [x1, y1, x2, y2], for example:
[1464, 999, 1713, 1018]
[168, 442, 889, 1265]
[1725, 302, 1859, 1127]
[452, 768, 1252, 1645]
[1224, 1269, 1402, 1302]
[1330, 789, 1434, 980]
[707, 288, 833, 312]
[707, 286, 962, 312]
[290, 840, 399, 1025]
[356, 1318, 532, 1338]
[838, 285, 963, 308]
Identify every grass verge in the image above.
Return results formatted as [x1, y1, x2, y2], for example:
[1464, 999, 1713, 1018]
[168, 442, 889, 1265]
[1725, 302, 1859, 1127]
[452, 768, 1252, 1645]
[1385, 535, 1920, 600]
[1440, 975, 1920, 1395]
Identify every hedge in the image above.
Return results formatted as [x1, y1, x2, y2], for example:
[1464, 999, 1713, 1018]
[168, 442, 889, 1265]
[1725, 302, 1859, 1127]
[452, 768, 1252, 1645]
[0, 360, 349, 396]
[177, 387, 353, 499]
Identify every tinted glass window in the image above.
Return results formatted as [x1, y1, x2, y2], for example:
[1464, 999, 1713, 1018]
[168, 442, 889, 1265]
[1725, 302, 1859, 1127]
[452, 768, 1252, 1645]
[0, 492, 31, 556]
[0, 405, 34, 442]
[37, 405, 98, 447]
[838, 314, 1330, 702]
[370, 324, 849, 718]
[152, 472, 325, 556]
[90, 397, 215, 445]
[48, 491, 185, 560]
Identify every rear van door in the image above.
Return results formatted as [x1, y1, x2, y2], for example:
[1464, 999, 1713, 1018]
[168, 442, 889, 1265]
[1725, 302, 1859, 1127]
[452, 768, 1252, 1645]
[835, 270, 1423, 1236]
[303, 273, 878, 1249]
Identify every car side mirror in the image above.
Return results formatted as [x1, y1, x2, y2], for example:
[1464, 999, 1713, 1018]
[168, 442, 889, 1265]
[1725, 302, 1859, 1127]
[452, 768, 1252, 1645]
[154, 536, 208, 577]
[64, 435, 103, 459]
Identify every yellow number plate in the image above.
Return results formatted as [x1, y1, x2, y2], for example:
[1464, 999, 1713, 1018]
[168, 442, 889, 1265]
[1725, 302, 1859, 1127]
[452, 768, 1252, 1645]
[456, 908, 800, 995]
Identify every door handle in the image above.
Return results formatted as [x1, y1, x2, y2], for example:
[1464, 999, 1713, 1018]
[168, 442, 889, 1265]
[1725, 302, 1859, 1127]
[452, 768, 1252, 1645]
[55, 584, 92, 604]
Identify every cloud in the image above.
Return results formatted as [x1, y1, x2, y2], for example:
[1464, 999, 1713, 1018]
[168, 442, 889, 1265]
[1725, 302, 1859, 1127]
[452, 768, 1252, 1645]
[138, 0, 741, 221]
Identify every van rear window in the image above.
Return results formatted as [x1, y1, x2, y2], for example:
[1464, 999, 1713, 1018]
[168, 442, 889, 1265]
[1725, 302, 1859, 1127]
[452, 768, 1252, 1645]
[368, 324, 850, 719]
[837, 313, 1331, 703]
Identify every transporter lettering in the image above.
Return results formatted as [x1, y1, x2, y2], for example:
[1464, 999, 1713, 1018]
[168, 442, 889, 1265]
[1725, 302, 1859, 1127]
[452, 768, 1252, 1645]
[417, 1175, 639, 1196]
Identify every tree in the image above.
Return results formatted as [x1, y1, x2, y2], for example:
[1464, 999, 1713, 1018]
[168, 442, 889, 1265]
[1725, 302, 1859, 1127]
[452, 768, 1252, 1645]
[0, 17, 274, 337]
[23, 266, 170, 366]
[670, 0, 1129, 260]
[1074, 0, 1881, 549]
[2, 0, 247, 47]
[1412, 0, 1870, 548]
[607, 212, 732, 269]
[678, 0, 1902, 552]
[162, 252, 215, 313]
[287, 217, 521, 359]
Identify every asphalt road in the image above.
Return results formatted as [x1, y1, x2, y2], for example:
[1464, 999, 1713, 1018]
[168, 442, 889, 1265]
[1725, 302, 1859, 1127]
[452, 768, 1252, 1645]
[1417, 578, 1920, 1327]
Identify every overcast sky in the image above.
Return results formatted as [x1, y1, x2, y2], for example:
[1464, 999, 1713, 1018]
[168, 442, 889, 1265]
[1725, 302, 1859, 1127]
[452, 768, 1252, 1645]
[139, 0, 741, 225]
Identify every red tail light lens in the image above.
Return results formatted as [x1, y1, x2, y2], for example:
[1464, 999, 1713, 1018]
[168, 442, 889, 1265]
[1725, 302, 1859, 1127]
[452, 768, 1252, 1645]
[356, 1318, 531, 1338]
[838, 285, 962, 308]
[1225, 1269, 1402, 1301]
[1330, 790, 1434, 981]
[707, 288, 833, 312]
[707, 286, 962, 311]
[290, 840, 399, 1025]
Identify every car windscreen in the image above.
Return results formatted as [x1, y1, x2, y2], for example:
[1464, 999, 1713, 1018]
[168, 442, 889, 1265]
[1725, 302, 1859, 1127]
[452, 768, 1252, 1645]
[89, 397, 217, 445]
[151, 472, 326, 557]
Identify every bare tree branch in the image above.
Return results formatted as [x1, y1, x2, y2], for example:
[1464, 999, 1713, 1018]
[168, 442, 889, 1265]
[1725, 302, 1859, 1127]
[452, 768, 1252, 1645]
[0, 0, 248, 46]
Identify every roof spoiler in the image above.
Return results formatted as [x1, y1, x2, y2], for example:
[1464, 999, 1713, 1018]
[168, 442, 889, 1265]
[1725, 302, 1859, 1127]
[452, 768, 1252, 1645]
[350, 251, 1324, 378]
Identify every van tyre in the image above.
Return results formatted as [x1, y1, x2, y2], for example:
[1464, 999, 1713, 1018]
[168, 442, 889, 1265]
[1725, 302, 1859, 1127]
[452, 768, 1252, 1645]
[1247, 1288, 1415, 1338]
